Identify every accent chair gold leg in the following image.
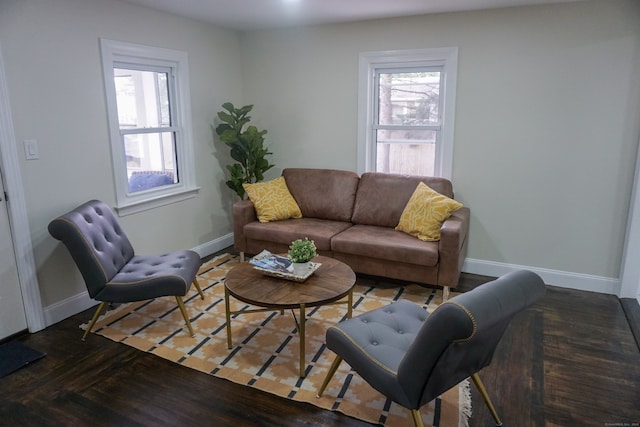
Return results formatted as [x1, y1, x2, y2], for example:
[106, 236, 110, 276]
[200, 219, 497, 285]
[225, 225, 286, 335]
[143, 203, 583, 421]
[316, 355, 343, 398]
[411, 409, 425, 427]
[82, 301, 108, 341]
[175, 296, 195, 337]
[471, 373, 503, 426]
[193, 278, 205, 299]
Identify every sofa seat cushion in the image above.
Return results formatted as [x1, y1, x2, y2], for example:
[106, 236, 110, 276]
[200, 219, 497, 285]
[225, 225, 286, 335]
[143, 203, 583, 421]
[243, 218, 352, 251]
[331, 225, 439, 266]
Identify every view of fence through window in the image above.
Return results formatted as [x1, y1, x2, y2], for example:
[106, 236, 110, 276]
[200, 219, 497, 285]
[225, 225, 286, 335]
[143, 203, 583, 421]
[375, 69, 442, 176]
[114, 67, 178, 193]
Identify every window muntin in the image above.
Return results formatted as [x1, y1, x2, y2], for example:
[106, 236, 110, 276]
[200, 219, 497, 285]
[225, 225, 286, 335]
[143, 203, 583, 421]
[101, 39, 198, 215]
[374, 68, 443, 175]
[376, 70, 441, 126]
[375, 130, 437, 176]
[357, 48, 458, 179]
[114, 67, 171, 129]
[114, 66, 178, 192]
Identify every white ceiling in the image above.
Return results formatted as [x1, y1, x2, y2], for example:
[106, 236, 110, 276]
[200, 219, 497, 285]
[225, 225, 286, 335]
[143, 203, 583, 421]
[122, 0, 582, 31]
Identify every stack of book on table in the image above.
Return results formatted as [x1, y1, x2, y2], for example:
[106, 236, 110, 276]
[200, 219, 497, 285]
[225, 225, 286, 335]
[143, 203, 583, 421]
[249, 250, 320, 282]
[249, 250, 294, 273]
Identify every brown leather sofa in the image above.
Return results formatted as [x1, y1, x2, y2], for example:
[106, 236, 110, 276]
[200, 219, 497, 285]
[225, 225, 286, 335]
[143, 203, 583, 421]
[233, 168, 470, 297]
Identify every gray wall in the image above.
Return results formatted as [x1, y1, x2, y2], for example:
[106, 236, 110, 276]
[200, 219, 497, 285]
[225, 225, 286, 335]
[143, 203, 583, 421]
[0, 0, 243, 310]
[0, 0, 639, 323]
[240, 0, 640, 285]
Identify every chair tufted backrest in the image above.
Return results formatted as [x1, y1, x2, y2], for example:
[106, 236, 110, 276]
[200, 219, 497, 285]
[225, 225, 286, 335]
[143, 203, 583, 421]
[397, 270, 545, 408]
[48, 200, 135, 298]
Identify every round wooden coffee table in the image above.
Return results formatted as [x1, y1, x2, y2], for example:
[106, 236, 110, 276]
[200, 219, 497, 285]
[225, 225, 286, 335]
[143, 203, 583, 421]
[224, 256, 356, 378]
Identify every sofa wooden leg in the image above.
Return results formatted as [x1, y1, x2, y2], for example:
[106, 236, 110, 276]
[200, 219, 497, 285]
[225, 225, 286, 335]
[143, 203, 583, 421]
[442, 286, 450, 302]
[240, 252, 245, 262]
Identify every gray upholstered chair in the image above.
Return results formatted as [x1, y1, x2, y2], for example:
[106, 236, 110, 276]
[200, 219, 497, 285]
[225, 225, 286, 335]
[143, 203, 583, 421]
[317, 270, 545, 427]
[48, 199, 204, 341]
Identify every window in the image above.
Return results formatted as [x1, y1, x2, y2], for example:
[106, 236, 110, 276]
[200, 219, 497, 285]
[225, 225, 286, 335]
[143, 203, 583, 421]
[101, 39, 198, 215]
[358, 48, 458, 178]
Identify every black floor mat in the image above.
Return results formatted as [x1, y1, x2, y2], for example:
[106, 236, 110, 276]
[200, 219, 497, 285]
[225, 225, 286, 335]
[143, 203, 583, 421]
[0, 340, 46, 378]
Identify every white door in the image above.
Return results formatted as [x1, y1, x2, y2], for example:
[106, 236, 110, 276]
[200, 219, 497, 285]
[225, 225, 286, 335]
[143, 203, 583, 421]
[0, 170, 27, 339]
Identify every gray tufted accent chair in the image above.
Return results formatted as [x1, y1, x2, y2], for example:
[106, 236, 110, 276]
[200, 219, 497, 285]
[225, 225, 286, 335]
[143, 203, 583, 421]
[48, 200, 205, 340]
[317, 270, 546, 427]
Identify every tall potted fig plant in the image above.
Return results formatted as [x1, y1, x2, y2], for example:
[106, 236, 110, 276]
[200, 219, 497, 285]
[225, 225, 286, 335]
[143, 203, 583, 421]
[215, 102, 274, 199]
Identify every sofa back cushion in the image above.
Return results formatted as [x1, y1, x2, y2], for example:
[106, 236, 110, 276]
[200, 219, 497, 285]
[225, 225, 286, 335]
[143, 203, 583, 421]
[351, 172, 455, 227]
[282, 168, 360, 222]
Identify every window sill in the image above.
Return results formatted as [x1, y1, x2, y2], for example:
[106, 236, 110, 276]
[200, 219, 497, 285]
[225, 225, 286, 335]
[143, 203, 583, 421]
[115, 186, 200, 216]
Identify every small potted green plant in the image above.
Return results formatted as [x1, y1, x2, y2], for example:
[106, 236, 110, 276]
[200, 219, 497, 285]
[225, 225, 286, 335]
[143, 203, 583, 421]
[288, 238, 317, 264]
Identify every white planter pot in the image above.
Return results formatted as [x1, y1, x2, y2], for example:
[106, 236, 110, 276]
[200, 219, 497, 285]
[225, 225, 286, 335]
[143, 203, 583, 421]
[292, 262, 311, 276]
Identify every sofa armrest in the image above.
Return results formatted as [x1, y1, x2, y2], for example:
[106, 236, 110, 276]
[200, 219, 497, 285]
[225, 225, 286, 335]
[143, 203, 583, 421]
[438, 206, 470, 287]
[233, 199, 258, 253]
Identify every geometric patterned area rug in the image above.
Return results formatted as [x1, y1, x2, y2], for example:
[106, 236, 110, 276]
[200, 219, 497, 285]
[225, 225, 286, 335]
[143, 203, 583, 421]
[85, 253, 471, 427]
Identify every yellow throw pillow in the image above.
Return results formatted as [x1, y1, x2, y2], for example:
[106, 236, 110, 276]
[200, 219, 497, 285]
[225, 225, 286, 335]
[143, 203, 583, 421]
[243, 176, 302, 223]
[395, 182, 463, 241]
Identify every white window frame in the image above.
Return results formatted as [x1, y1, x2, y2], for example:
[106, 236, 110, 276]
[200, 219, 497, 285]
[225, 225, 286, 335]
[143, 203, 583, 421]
[100, 39, 198, 216]
[357, 48, 458, 178]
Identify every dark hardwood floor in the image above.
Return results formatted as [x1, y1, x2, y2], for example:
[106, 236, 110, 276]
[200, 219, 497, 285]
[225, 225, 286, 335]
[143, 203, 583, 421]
[2, 262, 639, 426]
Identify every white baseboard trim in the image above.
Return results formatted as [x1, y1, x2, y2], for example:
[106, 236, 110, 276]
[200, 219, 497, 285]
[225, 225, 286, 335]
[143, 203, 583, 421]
[43, 234, 235, 327]
[44, 290, 98, 327]
[45, 240, 623, 327]
[463, 258, 620, 295]
[192, 233, 234, 258]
